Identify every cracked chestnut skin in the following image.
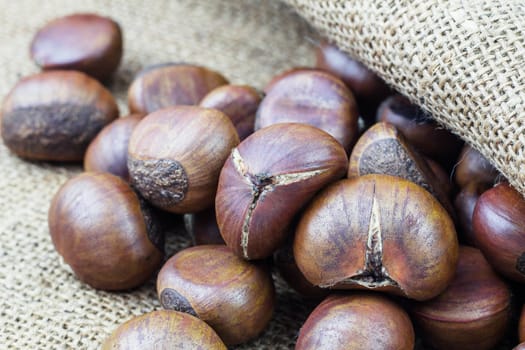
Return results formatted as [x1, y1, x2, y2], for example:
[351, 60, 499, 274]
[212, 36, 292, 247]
[128, 106, 239, 213]
[128, 63, 228, 114]
[101, 310, 227, 350]
[410, 246, 512, 350]
[294, 174, 458, 301]
[1, 71, 118, 161]
[256, 69, 359, 152]
[473, 182, 525, 283]
[30, 13, 123, 81]
[296, 293, 414, 350]
[156, 245, 275, 345]
[215, 123, 348, 260]
[48, 172, 164, 290]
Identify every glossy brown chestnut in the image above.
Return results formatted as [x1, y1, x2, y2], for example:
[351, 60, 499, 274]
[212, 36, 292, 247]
[128, 106, 239, 214]
[157, 245, 275, 345]
[315, 40, 391, 120]
[183, 207, 225, 245]
[473, 182, 525, 283]
[349, 122, 455, 217]
[216, 123, 348, 260]
[455, 144, 499, 188]
[1, 71, 118, 161]
[454, 182, 489, 246]
[128, 63, 228, 114]
[30, 13, 123, 81]
[256, 69, 359, 152]
[296, 293, 414, 350]
[377, 95, 463, 168]
[101, 310, 227, 350]
[410, 246, 511, 350]
[199, 84, 261, 140]
[294, 174, 458, 301]
[48, 172, 164, 290]
[84, 114, 144, 180]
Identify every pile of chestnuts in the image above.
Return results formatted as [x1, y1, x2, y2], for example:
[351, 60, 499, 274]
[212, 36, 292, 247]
[3, 12, 525, 350]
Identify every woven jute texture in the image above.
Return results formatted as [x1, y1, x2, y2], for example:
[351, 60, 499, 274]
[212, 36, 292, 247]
[0, 1, 319, 349]
[286, 0, 525, 196]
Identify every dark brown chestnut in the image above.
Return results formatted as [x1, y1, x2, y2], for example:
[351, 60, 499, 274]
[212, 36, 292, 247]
[455, 144, 500, 188]
[410, 246, 511, 350]
[216, 123, 348, 260]
[348, 122, 455, 218]
[1, 71, 118, 161]
[30, 13, 123, 81]
[454, 181, 490, 246]
[128, 106, 239, 214]
[256, 69, 359, 152]
[296, 293, 414, 350]
[157, 245, 275, 345]
[101, 310, 227, 350]
[183, 207, 225, 246]
[128, 63, 228, 114]
[84, 114, 144, 180]
[294, 174, 458, 301]
[199, 84, 261, 140]
[377, 95, 463, 169]
[315, 40, 391, 121]
[520, 305, 525, 342]
[48, 172, 164, 290]
[473, 182, 525, 283]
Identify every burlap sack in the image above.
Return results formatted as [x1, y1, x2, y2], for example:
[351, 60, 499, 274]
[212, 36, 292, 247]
[286, 0, 525, 196]
[0, 1, 319, 349]
[0, 0, 519, 349]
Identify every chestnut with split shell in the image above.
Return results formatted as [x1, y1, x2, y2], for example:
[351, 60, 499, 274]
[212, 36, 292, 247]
[216, 123, 348, 260]
[294, 174, 458, 301]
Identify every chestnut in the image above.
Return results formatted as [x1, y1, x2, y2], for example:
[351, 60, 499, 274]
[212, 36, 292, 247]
[183, 207, 225, 245]
[128, 106, 239, 214]
[454, 181, 489, 246]
[1, 71, 118, 161]
[101, 310, 227, 349]
[410, 246, 512, 350]
[473, 182, 525, 283]
[84, 113, 144, 180]
[426, 156, 453, 197]
[315, 40, 391, 121]
[377, 95, 463, 169]
[30, 13, 123, 81]
[348, 122, 455, 217]
[157, 245, 275, 345]
[256, 69, 359, 152]
[199, 84, 261, 140]
[455, 144, 499, 188]
[128, 63, 228, 114]
[216, 123, 348, 260]
[296, 293, 414, 350]
[294, 174, 458, 301]
[48, 172, 164, 290]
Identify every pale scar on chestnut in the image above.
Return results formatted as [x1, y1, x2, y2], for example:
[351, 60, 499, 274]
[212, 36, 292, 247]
[336, 191, 399, 289]
[128, 158, 188, 208]
[231, 148, 326, 259]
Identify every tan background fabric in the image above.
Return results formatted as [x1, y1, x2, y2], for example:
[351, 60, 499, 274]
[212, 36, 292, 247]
[0, 1, 320, 348]
[286, 0, 525, 196]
